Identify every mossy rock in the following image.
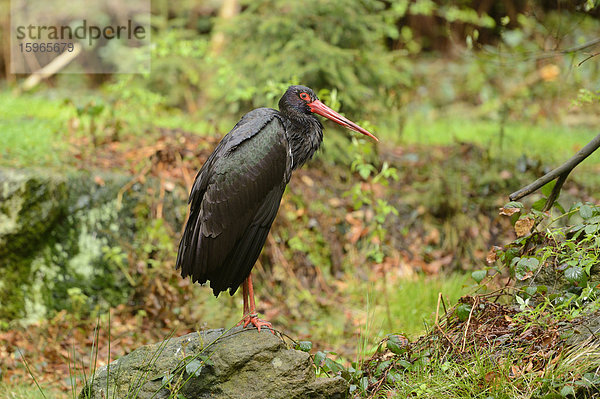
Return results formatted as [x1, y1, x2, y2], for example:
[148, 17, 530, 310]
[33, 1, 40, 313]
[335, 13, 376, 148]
[80, 327, 348, 399]
[0, 168, 185, 326]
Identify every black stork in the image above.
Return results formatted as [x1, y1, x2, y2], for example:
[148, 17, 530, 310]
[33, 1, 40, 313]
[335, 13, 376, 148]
[176, 85, 377, 332]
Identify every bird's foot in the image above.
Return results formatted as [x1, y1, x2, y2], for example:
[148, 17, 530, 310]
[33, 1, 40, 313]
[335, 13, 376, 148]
[237, 313, 274, 334]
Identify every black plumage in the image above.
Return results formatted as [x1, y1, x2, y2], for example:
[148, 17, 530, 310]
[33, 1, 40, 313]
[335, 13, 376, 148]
[177, 108, 291, 296]
[175, 85, 377, 329]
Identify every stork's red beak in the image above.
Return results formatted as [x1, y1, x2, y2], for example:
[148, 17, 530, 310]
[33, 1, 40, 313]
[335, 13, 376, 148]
[308, 100, 378, 142]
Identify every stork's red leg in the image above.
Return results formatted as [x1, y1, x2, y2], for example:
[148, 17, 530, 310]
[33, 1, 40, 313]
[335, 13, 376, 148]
[236, 280, 249, 327]
[237, 274, 274, 333]
[242, 278, 249, 316]
[247, 274, 257, 315]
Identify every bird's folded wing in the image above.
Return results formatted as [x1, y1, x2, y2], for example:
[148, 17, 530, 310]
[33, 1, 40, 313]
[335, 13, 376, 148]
[177, 112, 291, 295]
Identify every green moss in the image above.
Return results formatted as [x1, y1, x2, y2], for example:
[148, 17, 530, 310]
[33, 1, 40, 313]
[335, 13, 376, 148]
[0, 169, 67, 256]
[0, 169, 168, 326]
[0, 169, 68, 321]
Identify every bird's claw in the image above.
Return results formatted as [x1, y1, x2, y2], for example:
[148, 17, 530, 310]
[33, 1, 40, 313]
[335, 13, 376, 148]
[238, 313, 274, 334]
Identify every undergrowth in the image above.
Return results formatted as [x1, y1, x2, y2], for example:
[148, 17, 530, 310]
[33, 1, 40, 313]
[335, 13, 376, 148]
[348, 194, 600, 398]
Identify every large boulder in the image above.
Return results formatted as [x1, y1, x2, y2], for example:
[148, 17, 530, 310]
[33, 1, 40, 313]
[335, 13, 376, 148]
[80, 327, 348, 399]
[0, 167, 186, 325]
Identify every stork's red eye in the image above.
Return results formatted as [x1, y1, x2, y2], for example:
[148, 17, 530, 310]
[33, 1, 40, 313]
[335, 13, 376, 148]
[299, 92, 310, 101]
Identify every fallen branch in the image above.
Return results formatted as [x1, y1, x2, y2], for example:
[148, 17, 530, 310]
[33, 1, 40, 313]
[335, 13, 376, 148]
[21, 43, 82, 91]
[509, 133, 600, 210]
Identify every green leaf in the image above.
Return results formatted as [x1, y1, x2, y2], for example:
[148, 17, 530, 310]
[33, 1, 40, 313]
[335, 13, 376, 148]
[440, 361, 451, 372]
[355, 164, 375, 180]
[580, 204, 593, 219]
[295, 341, 313, 352]
[560, 384, 575, 397]
[516, 295, 526, 306]
[588, 215, 600, 224]
[540, 180, 556, 197]
[515, 266, 531, 281]
[324, 357, 344, 374]
[517, 257, 540, 272]
[314, 351, 326, 367]
[570, 202, 583, 213]
[456, 304, 472, 322]
[88, 104, 105, 116]
[564, 266, 584, 284]
[503, 201, 524, 209]
[514, 258, 537, 280]
[360, 376, 369, 392]
[582, 372, 600, 386]
[471, 270, 487, 283]
[536, 285, 548, 294]
[503, 29, 524, 47]
[387, 334, 407, 355]
[524, 286, 538, 298]
[386, 369, 402, 384]
[397, 359, 412, 370]
[570, 224, 585, 233]
[532, 198, 547, 211]
[185, 359, 203, 377]
[584, 224, 599, 235]
[502, 248, 520, 266]
[375, 360, 392, 377]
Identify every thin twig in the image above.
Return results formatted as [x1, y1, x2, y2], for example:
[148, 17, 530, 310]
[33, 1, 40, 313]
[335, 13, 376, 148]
[435, 292, 455, 349]
[440, 293, 448, 316]
[578, 52, 600, 67]
[435, 292, 441, 324]
[367, 358, 397, 399]
[560, 37, 600, 55]
[461, 297, 477, 352]
[509, 133, 600, 202]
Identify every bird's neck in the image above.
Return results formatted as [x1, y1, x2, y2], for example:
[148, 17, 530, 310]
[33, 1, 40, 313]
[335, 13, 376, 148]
[283, 113, 324, 171]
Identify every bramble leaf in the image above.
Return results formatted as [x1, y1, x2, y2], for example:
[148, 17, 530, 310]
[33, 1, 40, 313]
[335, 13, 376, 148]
[295, 341, 313, 352]
[185, 359, 203, 377]
[456, 304, 472, 321]
[471, 270, 487, 283]
[580, 204, 593, 219]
